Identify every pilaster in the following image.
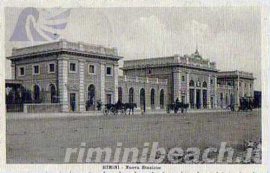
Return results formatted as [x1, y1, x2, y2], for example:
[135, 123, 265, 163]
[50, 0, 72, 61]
[214, 75, 218, 108]
[100, 63, 106, 104]
[58, 56, 69, 112]
[114, 64, 119, 103]
[186, 72, 190, 105]
[79, 59, 85, 112]
[207, 75, 211, 108]
[11, 63, 15, 79]
[173, 69, 181, 101]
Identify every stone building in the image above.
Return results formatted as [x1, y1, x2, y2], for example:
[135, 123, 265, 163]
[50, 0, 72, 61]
[217, 71, 255, 108]
[6, 40, 168, 112]
[122, 50, 218, 109]
[6, 40, 255, 113]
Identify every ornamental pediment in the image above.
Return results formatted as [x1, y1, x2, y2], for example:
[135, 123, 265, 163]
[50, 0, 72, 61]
[65, 84, 79, 91]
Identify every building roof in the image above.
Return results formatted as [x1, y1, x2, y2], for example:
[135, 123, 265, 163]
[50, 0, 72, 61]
[217, 70, 255, 80]
[7, 39, 123, 61]
[122, 50, 218, 72]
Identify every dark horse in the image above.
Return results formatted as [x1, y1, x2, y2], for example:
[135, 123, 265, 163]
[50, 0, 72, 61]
[167, 98, 189, 113]
[238, 97, 253, 112]
[124, 103, 137, 115]
[103, 100, 125, 115]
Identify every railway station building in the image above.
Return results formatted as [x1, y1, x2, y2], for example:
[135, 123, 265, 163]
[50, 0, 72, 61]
[6, 40, 255, 113]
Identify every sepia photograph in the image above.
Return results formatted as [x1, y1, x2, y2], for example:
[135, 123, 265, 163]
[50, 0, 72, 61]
[2, 2, 267, 171]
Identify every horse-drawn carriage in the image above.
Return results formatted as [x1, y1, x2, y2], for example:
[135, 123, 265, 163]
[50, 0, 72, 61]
[102, 100, 137, 116]
[166, 98, 189, 113]
[238, 97, 253, 111]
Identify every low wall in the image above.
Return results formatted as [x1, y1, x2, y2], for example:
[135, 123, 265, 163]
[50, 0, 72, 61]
[23, 103, 61, 113]
[6, 104, 23, 112]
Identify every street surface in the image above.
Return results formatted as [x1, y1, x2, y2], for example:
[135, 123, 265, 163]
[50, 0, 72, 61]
[6, 110, 261, 163]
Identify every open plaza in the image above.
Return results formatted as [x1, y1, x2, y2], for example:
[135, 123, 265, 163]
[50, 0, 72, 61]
[6, 109, 261, 163]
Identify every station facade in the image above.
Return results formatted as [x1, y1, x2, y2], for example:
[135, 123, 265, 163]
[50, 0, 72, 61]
[6, 40, 255, 112]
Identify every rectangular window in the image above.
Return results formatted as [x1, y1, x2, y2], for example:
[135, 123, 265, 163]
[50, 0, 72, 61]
[106, 66, 112, 76]
[89, 65, 95, 74]
[70, 62, 77, 72]
[48, 63, 55, 73]
[181, 75, 185, 82]
[33, 65, 39, 75]
[210, 79, 214, 85]
[19, 67, 25, 76]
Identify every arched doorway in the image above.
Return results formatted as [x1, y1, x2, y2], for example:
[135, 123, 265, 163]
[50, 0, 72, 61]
[87, 84, 95, 110]
[202, 81, 207, 108]
[140, 88, 145, 112]
[129, 87, 134, 103]
[118, 87, 123, 102]
[160, 89, 164, 109]
[33, 85, 40, 102]
[151, 88, 155, 109]
[49, 84, 57, 103]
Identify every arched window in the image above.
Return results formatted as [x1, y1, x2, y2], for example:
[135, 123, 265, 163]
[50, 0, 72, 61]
[118, 87, 123, 102]
[129, 88, 134, 103]
[203, 81, 207, 88]
[160, 89, 164, 109]
[189, 80, 195, 87]
[49, 84, 57, 103]
[88, 84, 95, 107]
[33, 85, 40, 102]
[151, 88, 155, 109]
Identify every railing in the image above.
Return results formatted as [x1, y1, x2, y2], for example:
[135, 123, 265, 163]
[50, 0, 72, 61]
[218, 71, 253, 78]
[217, 84, 234, 90]
[119, 75, 167, 85]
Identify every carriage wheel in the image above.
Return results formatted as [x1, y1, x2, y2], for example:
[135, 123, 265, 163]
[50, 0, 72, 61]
[120, 109, 125, 115]
[103, 108, 109, 116]
[166, 106, 170, 113]
[111, 107, 117, 116]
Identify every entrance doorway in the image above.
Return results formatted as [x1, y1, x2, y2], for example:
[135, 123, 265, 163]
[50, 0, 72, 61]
[211, 97, 214, 108]
[203, 90, 207, 108]
[70, 93, 76, 112]
[189, 89, 195, 108]
[196, 89, 201, 109]
[140, 88, 145, 112]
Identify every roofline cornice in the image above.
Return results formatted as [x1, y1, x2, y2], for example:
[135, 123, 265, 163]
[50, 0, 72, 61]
[7, 49, 123, 61]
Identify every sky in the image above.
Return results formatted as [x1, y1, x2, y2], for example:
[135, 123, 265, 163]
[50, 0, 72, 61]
[5, 7, 261, 90]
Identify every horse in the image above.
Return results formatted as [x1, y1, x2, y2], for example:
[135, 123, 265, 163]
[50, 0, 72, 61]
[166, 102, 189, 113]
[123, 103, 137, 115]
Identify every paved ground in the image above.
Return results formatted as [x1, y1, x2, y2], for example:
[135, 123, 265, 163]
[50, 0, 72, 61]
[6, 109, 261, 163]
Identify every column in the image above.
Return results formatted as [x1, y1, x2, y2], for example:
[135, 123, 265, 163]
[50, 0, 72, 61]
[114, 64, 119, 103]
[214, 75, 218, 108]
[186, 73, 190, 106]
[194, 87, 197, 108]
[100, 63, 106, 104]
[173, 69, 181, 101]
[11, 63, 15, 79]
[235, 78, 240, 107]
[79, 59, 85, 112]
[58, 56, 69, 112]
[156, 87, 160, 110]
[200, 89, 203, 109]
[207, 75, 211, 108]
